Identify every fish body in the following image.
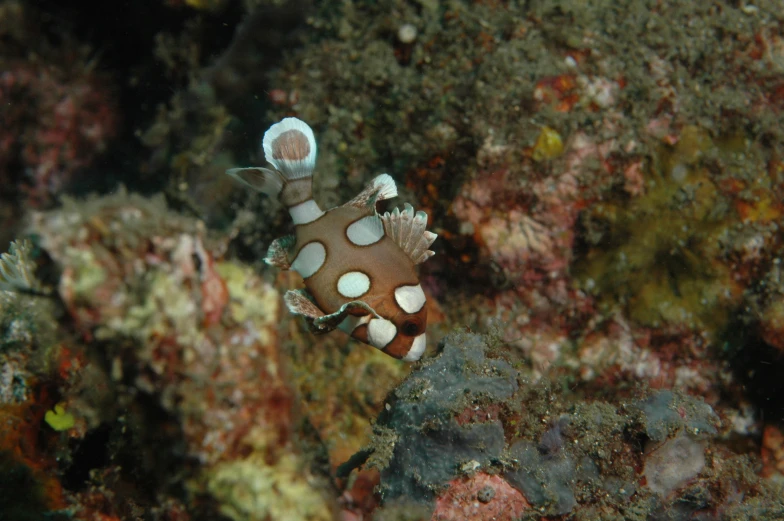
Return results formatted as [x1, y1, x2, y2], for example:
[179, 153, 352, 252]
[227, 118, 436, 361]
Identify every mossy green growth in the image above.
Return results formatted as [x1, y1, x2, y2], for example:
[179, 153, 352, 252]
[575, 126, 742, 336]
[215, 261, 278, 326]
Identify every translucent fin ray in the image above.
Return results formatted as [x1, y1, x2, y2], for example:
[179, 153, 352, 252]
[284, 289, 324, 320]
[225, 167, 284, 196]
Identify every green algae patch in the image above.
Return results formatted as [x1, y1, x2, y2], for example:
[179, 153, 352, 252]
[44, 404, 75, 431]
[575, 127, 745, 337]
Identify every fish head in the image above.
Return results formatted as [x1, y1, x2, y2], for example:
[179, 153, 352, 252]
[349, 285, 429, 361]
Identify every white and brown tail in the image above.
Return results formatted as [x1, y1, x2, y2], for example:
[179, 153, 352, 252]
[226, 117, 324, 224]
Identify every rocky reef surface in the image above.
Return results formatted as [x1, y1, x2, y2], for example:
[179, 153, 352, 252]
[363, 332, 781, 520]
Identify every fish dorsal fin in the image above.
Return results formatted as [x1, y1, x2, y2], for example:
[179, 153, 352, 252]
[346, 174, 398, 209]
[380, 203, 437, 265]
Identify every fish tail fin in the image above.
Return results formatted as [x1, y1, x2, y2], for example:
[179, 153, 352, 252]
[263, 117, 323, 223]
[263, 117, 317, 181]
[263, 117, 316, 203]
[226, 117, 324, 224]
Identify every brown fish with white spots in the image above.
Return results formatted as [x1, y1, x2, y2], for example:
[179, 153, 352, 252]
[227, 118, 436, 361]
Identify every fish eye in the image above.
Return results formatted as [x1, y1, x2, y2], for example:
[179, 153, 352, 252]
[401, 320, 420, 337]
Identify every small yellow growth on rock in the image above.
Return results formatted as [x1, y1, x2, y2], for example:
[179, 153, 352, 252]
[44, 403, 75, 431]
[532, 126, 564, 162]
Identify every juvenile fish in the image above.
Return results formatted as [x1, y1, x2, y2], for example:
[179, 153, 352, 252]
[227, 118, 436, 361]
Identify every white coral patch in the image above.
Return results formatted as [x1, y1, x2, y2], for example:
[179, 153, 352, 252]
[394, 284, 426, 314]
[291, 242, 326, 279]
[346, 215, 384, 246]
[368, 318, 396, 349]
[337, 271, 371, 298]
[403, 333, 427, 362]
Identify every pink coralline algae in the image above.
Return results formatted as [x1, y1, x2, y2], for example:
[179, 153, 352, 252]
[0, 58, 117, 206]
[432, 473, 530, 521]
[452, 129, 617, 306]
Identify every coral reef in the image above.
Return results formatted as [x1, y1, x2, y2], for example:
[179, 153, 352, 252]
[28, 189, 337, 520]
[2, 0, 784, 518]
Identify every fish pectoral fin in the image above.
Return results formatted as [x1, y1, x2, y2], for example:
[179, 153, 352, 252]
[284, 289, 324, 321]
[265, 235, 296, 270]
[313, 301, 380, 333]
[380, 203, 437, 264]
[345, 174, 398, 209]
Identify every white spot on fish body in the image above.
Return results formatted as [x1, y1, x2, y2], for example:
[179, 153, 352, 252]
[346, 215, 384, 246]
[368, 318, 396, 349]
[291, 242, 326, 278]
[394, 284, 426, 314]
[337, 271, 371, 298]
[403, 333, 427, 361]
[289, 199, 324, 225]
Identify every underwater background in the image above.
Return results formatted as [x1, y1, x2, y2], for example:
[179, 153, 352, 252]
[1, 0, 784, 519]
